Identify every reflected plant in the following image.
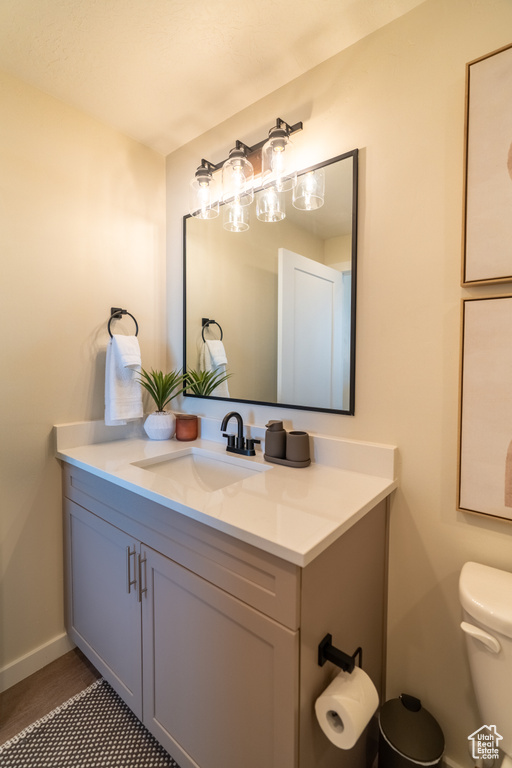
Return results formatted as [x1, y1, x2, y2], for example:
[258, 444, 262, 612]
[185, 369, 232, 396]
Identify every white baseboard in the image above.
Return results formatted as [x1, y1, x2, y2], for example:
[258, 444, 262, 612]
[0, 632, 75, 693]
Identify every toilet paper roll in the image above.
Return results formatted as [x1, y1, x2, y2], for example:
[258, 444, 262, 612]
[314, 666, 379, 750]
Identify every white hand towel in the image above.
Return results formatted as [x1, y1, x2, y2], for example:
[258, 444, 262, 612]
[105, 334, 143, 426]
[199, 342, 230, 398]
[199, 341, 212, 373]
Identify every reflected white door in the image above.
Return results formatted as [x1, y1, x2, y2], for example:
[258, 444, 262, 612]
[277, 248, 345, 410]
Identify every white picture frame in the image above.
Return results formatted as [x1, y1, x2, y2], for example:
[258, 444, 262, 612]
[462, 44, 512, 285]
[458, 294, 512, 521]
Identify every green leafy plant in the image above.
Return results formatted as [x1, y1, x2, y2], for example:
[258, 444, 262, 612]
[137, 368, 186, 412]
[185, 368, 232, 396]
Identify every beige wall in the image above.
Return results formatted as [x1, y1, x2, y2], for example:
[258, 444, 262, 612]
[0, 70, 166, 685]
[166, 1, 512, 765]
[324, 234, 351, 269]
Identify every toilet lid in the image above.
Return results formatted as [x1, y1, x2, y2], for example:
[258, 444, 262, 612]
[459, 562, 512, 639]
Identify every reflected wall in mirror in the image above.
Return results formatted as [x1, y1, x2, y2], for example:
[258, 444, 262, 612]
[183, 149, 358, 414]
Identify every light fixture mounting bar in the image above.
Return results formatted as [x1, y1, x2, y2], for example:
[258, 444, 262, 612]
[275, 117, 303, 135]
[205, 118, 303, 172]
[199, 159, 217, 172]
[234, 140, 252, 154]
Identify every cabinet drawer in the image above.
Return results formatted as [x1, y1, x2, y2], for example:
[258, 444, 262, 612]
[63, 465, 300, 629]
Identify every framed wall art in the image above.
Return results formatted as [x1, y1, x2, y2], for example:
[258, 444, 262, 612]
[462, 43, 512, 285]
[458, 294, 512, 521]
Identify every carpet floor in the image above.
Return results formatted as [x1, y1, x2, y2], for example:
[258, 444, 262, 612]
[0, 679, 180, 768]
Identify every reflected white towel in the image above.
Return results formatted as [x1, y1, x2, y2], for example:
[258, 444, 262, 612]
[105, 334, 143, 426]
[199, 341, 230, 398]
[206, 340, 228, 366]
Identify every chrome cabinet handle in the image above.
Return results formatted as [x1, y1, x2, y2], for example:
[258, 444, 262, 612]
[126, 545, 137, 594]
[138, 552, 147, 602]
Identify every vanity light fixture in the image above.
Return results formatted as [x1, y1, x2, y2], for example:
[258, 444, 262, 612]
[222, 143, 254, 207]
[292, 168, 325, 211]
[261, 118, 298, 192]
[222, 142, 253, 231]
[189, 117, 303, 230]
[189, 160, 219, 219]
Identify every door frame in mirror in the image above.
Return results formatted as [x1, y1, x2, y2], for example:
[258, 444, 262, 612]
[182, 148, 358, 415]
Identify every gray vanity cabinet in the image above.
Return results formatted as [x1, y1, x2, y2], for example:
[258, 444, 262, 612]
[65, 498, 143, 718]
[63, 463, 388, 768]
[63, 465, 300, 768]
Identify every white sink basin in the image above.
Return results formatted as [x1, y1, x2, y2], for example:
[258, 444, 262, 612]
[133, 447, 269, 492]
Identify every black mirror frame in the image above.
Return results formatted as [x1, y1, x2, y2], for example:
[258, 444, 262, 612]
[182, 147, 358, 415]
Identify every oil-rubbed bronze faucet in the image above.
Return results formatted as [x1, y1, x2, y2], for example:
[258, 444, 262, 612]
[220, 411, 260, 456]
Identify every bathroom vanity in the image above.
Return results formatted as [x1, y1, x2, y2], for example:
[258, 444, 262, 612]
[56, 421, 397, 768]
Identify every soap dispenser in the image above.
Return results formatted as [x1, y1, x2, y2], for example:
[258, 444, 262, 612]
[264, 420, 287, 460]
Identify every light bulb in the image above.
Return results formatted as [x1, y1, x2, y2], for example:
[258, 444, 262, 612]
[261, 124, 297, 192]
[189, 163, 219, 219]
[222, 147, 254, 206]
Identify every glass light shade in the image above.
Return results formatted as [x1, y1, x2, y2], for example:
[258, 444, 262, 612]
[292, 169, 325, 211]
[261, 126, 297, 192]
[222, 147, 254, 206]
[223, 199, 250, 232]
[189, 165, 219, 219]
[255, 186, 286, 223]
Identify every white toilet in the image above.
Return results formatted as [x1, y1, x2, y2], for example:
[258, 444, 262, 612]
[459, 561, 512, 768]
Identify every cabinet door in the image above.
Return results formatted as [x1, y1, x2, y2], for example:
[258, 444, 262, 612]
[141, 545, 299, 768]
[65, 499, 143, 718]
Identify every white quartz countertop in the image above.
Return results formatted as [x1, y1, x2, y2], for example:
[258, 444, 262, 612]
[55, 424, 397, 567]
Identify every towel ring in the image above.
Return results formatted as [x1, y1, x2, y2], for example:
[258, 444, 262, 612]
[201, 318, 223, 342]
[108, 307, 139, 338]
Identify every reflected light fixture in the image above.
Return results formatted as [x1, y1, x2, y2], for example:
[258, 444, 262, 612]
[256, 186, 286, 223]
[292, 168, 325, 211]
[189, 118, 303, 230]
[189, 160, 219, 219]
[223, 199, 250, 232]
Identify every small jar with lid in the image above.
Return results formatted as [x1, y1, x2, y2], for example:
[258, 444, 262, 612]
[175, 414, 199, 441]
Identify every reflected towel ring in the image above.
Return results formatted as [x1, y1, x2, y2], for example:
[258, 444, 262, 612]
[108, 307, 139, 338]
[201, 318, 223, 342]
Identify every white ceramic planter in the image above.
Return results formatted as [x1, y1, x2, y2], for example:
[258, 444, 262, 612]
[144, 411, 176, 440]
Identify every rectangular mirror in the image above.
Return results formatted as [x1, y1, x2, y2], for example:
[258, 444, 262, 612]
[183, 148, 358, 414]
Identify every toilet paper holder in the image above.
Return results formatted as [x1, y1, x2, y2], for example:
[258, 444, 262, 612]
[318, 634, 362, 674]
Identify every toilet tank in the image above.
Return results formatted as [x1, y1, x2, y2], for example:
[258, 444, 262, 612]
[459, 562, 512, 755]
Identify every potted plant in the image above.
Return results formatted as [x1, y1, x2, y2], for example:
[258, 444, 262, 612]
[185, 368, 232, 396]
[138, 368, 186, 439]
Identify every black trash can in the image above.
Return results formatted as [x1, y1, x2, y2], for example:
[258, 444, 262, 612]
[379, 694, 444, 768]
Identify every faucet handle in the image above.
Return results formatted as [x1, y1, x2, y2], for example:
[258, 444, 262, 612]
[245, 438, 261, 455]
[222, 433, 236, 449]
